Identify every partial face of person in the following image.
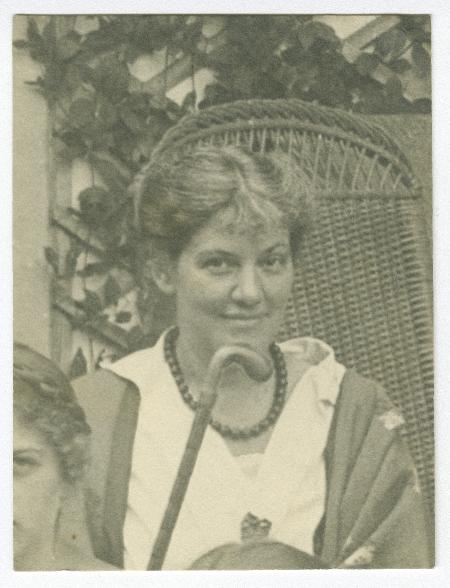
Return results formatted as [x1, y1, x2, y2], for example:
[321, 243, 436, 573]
[164, 206, 294, 359]
[13, 415, 66, 570]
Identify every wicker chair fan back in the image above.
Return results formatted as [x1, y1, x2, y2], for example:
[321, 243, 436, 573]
[151, 99, 434, 513]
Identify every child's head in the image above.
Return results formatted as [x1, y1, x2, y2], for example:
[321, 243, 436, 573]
[13, 343, 91, 569]
[189, 540, 328, 570]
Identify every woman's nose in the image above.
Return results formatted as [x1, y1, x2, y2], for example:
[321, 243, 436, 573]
[231, 266, 263, 306]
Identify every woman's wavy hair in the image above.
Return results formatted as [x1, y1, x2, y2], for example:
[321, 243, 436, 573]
[134, 145, 315, 260]
[13, 343, 91, 483]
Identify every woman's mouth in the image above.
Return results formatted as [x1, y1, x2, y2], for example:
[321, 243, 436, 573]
[222, 314, 268, 326]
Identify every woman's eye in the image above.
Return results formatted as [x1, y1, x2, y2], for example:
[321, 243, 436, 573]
[203, 258, 234, 274]
[261, 255, 288, 271]
[13, 456, 39, 476]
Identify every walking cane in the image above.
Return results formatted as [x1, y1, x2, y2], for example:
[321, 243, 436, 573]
[147, 346, 273, 570]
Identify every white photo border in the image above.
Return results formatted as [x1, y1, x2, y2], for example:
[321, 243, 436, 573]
[2, 1, 449, 586]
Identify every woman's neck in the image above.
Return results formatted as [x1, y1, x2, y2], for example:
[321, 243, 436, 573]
[175, 329, 215, 389]
[174, 328, 277, 431]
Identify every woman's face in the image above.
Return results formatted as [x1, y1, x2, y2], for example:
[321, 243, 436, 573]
[165, 206, 294, 359]
[13, 415, 66, 569]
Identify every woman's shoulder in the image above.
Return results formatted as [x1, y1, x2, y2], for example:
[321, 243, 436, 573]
[332, 368, 407, 443]
[280, 336, 345, 403]
[280, 337, 393, 398]
[72, 337, 166, 398]
[71, 343, 163, 405]
[340, 368, 395, 410]
[71, 366, 138, 426]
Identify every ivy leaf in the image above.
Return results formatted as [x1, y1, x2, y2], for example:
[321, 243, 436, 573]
[298, 21, 341, 50]
[142, 111, 173, 148]
[90, 152, 131, 194]
[118, 105, 145, 133]
[411, 98, 431, 114]
[198, 83, 235, 109]
[94, 348, 109, 369]
[411, 43, 431, 78]
[83, 18, 125, 54]
[78, 186, 116, 227]
[207, 43, 242, 68]
[178, 19, 203, 54]
[96, 96, 118, 129]
[103, 274, 122, 307]
[63, 241, 83, 278]
[41, 17, 57, 61]
[375, 27, 408, 60]
[124, 93, 148, 115]
[69, 347, 88, 379]
[181, 90, 196, 112]
[55, 129, 88, 159]
[44, 246, 60, 274]
[127, 324, 146, 351]
[56, 31, 81, 61]
[69, 98, 96, 128]
[27, 16, 46, 61]
[78, 63, 97, 85]
[79, 288, 103, 317]
[39, 61, 67, 102]
[115, 311, 132, 324]
[385, 75, 403, 99]
[388, 58, 411, 74]
[90, 55, 130, 102]
[77, 261, 111, 278]
[355, 53, 380, 76]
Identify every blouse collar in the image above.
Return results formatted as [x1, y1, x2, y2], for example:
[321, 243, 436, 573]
[104, 333, 343, 408]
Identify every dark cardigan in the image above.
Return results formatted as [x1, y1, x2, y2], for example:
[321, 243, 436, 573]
[68, 367, 433, 569]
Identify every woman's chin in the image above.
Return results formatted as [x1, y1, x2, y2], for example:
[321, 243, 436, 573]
[212, 328, 275, 355]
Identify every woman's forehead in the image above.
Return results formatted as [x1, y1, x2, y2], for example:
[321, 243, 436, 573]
[188, 208, 290, 251]
[208, 206, 287, 237]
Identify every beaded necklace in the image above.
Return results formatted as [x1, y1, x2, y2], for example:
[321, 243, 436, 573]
[163, 326, 287, 440]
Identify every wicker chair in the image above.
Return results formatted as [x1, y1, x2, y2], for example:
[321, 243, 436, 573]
[150, 99, 434, 515]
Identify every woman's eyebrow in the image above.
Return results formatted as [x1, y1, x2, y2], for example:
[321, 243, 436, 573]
[196, 249, 238, 258]
[263, 242, 290, 253]
[13, 448, 44, 457]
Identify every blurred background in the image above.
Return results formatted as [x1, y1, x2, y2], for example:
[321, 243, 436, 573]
[13, 14, 431, 377]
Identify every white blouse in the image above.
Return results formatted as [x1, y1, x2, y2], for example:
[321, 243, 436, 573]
[104, 334, 345, 570]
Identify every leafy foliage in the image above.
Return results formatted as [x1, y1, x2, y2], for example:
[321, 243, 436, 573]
[200, 15, 430, 114]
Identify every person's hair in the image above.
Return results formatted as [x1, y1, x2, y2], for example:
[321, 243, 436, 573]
[135, 145, 314, 260]
[13, 342, 91, 483]
[189, 540, 328, 570]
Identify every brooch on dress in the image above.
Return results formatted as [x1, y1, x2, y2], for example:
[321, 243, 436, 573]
[241, 512, 272, 542]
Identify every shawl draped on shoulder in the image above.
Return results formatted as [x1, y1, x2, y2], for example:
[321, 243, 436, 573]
[63, 367, 432, 569]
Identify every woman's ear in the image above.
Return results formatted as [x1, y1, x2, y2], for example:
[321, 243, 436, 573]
[150, 258, 176, 296]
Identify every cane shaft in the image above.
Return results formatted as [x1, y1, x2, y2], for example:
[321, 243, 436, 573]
[147, 345, 272, 570]
[147, 393, 216, 570]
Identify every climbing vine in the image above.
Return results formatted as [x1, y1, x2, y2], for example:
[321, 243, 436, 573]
[14, 14, 431, 375]
[199, 15, 431, 113]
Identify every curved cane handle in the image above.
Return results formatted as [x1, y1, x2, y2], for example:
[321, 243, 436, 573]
[200, 346, 274, 409]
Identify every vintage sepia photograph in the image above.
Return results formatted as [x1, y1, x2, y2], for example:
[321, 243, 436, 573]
[8, 9, 438, 580]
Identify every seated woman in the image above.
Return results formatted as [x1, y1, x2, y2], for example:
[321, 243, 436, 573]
[13, 342, 117, 571]
[73, 145, 432, 570]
